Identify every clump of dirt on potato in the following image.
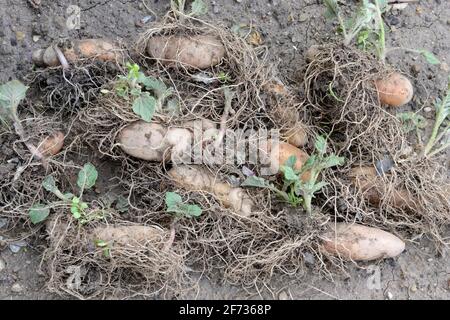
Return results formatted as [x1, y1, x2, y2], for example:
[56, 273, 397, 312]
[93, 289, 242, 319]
[42, 213, 189, 299]
[302, 43, 450, 247]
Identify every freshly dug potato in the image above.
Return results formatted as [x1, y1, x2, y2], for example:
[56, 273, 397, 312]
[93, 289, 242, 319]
[146, 35, 225, 69]
[118, 121, 173, 161]
[118, 120, 218, 162]
[168, 165, 253, 217]
[375, 72, 413, 107]
[37, 131, 65, 156]
[350, 166, 417, 210]
[321, 223, 405, 261]
[33, 39, 122, 67]
[93, 225, 166, 248]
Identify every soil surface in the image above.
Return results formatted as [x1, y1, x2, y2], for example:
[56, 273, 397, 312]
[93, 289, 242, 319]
[0, 0, 449, 300]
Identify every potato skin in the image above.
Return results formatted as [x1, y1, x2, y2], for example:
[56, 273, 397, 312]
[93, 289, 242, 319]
[37, 131, 65, 156]
[375, 72, 413, 107]
[350, 166, 417, 209]
[168, 165, 253, 217]
[321, 223, 405, 261]
[146, 35, 225, 69]
[118, 121, 171, 161]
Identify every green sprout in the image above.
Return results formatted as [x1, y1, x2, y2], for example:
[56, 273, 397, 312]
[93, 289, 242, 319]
[242, 136, 345, 214]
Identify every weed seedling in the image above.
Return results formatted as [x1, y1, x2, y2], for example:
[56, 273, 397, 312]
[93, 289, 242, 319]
[171, 0, 207, 18]
[242, 136, 345, 214]
[323, 0, 439, 64]
[164, 191, 202, 250]
[422, 79, 450, 158]
[29, 163, 105, 225]
[114, 62, 178, 122]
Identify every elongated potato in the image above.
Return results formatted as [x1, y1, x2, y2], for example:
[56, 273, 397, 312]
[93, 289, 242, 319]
[168, 165, 253, 217]
[93, 225, 166, 248]
[146, 35, 225, 69]
[321, 223, 405, 261]
[37, 131, 64, 156]
[350, 166, 417, 210]
[33, 39, 122, 67]
[375, 72, 413, 107]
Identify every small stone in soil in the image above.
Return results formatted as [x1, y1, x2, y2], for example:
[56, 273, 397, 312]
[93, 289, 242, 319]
[0, 257, 6, 272]
[11, 283, 24, 293]
[278, 291, 289, 300]
[386, 291, 394, 300]
[410, 284, 417, 292]
[424, 107, 432, 113]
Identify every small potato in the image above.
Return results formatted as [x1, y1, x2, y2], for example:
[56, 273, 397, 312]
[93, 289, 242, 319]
[93, 225, 166, 248]
[146, 35, 225, 69]
[168, 165, 253, 217]
[321, 223, 405, 261]
[350, 166, 417, 210]
[375, 72, 413, 107]
[37, 131, 65, 156]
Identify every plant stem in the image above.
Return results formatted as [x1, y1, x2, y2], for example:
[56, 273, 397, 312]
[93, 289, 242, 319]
[426, 141, 450, 158]
[303, 194, 312, 215]
[423, 108, 445, 157]
[374, 0, 386, 62]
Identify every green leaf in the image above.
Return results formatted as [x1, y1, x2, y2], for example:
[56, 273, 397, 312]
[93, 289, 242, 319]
[95, 239, 108, 247]
[320, 154, 345, 169]
[165, 192, 183, 209]
[311, 181, 329, 194]
[323, 0, 339, 20]
[29, 204, 50, 224]
[132, 93, 156, 122]
[63, 192, 75, 200]
[42, 175, 58, 193]
[138, 75, 167, 97]
[0, 80, 28, 109]
[190, 0, 208, 16]
[420, 50, 440, 65]
[284, 155, 297, 168]
[77, 163, 98, 190]
[71, 206, 81, 219]
[280, 165, 300, 182]
[314, 136, 327, 154]
[241, 176, 270, 188]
